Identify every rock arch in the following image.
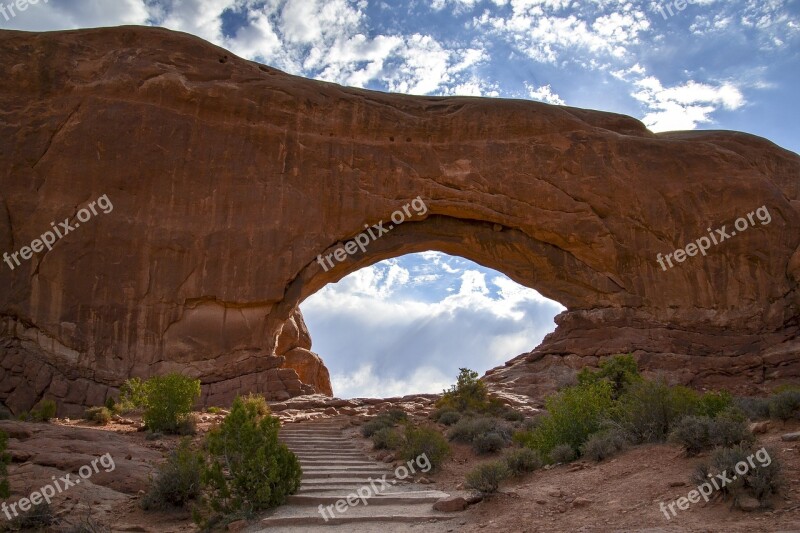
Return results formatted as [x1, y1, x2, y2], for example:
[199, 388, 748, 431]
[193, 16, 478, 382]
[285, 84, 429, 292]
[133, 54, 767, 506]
[0, 27, 798, 415]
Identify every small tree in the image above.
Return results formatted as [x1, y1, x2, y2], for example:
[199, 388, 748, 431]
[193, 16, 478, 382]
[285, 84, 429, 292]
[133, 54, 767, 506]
[200, 395, 302, 521]
[141, 439, 204, 510]
[143, 374, 201, 434]
[516, 381, 614, 457]
[577, 354, 641, 399]
[401, 426, 451, 472]
[436, 368, 501, 413]
[116, 377, 149, 413]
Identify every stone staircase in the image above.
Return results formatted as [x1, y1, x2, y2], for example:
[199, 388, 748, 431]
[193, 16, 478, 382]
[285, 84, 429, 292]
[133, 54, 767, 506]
[255, 419, 455, 531]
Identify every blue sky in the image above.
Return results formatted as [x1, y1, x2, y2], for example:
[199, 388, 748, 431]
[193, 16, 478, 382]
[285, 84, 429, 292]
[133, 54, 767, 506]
[5, 0, 798, 396]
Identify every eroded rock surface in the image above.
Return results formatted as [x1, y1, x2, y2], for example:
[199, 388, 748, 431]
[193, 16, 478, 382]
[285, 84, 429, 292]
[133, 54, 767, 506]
[0, 27, 798, 414]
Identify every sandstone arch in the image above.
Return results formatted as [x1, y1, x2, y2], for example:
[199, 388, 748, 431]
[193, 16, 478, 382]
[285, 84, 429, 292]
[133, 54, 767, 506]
[0, 27, 798, 415]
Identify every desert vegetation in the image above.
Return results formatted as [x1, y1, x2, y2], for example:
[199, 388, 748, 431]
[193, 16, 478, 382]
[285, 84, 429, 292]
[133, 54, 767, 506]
[409, 359, 794, 505]
[140, 393, 302, 530]
[16, 399, 57, 423]
[362, 408, 451, 472]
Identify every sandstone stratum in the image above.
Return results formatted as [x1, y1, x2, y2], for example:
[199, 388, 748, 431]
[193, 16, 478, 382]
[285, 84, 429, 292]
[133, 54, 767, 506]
[0, 26, 798, 416]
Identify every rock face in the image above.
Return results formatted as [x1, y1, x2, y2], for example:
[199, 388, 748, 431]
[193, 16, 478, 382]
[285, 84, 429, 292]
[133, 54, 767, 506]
[0, 27, 798, 415]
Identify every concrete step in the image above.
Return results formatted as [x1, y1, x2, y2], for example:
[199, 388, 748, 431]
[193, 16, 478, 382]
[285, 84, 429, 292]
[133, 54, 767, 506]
[278, 435, 346, 444]
[302, 471, 395, 480]
[283, 441, 363, 448]
[260, 503, 453, 528]
[280, 433, 349, 438]
[300, 465, 392, 471]
[301, 478, 407, 487]
[278, 428, 342, 437]
[293, 454, 366, 459]
[287, 490, 449, 506]
[298, 460, 384, 466]
[293, 453, 365, 458]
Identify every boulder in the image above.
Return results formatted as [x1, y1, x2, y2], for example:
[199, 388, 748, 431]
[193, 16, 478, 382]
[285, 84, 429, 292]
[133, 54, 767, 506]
[433, 497, 468, 512]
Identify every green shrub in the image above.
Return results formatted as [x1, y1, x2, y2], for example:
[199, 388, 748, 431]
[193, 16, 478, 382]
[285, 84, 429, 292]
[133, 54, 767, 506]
[1, 501, 56, 530]
[437, 411, 461, 426]
[200, 396, 302, 522]
[448, 416, 512, 444]
[465, 461, 509, 494]
[240, 393, 270, 417]
[696, 390, 733, 418]
[521, 417, 542, 432]
[207, 406, 223, 414]
[580, 430, 629, 462]
[141, 439, 204, 510]
[361, 418, 394, 438]
[516, 381, 613, 457]
[116, 377, 149, 413]
[577, 354, 641, 399]
[670, 410, 754, 456]
[436, 368, 504, 415]
[437, 368, 488, 412]
[473, 432, 506, 455]
[176, 413, 200, 436]
[500, 408, 525, 422]
[768, 390, 800, 421]
[504, 448, 542, 475]
[25, 399, 57, 422]
[613, 379, 699, 443]
[694, 445, 784, 507]
[380, 409, 408, 422]
[549, 443, 576, 463]
[104, 396, 116, 411]
[669, 415, 711, 455]
[372, 427, 403, 450]
[85, 406, 112, 425]
[0, 430, 9, 499]
[734, 396, 771, 420]
[401, 426, 450, 472]
[708, 409, 754, 448]
[143, 374, 201, 434]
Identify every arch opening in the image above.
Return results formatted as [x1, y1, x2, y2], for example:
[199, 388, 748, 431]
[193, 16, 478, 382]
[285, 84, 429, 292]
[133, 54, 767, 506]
[300, 252, 566, 398]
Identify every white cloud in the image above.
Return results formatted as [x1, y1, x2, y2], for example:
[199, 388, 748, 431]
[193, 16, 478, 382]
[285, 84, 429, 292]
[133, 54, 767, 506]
[160, 0, 236, 43]
[430, 0, 481, 13]
[382, 35, 487, 95]
[477, 0, 650, 64]
[525, 83, 565, 105]
[632, 77, 745, 131]
[0, 0, 150, 31]
[332, 364, 453, 398]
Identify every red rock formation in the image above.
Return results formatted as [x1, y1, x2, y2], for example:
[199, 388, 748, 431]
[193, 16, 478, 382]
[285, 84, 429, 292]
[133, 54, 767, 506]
[0, 27, 797, 415]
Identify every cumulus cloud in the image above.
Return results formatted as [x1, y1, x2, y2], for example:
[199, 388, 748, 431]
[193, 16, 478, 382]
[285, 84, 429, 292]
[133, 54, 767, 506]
[525, 83, 565, 105]
[0, 0, 150, 31]
[632, 77, 745, 131]
[300, 253, 565, 398]
[476, 0, 651, 64]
